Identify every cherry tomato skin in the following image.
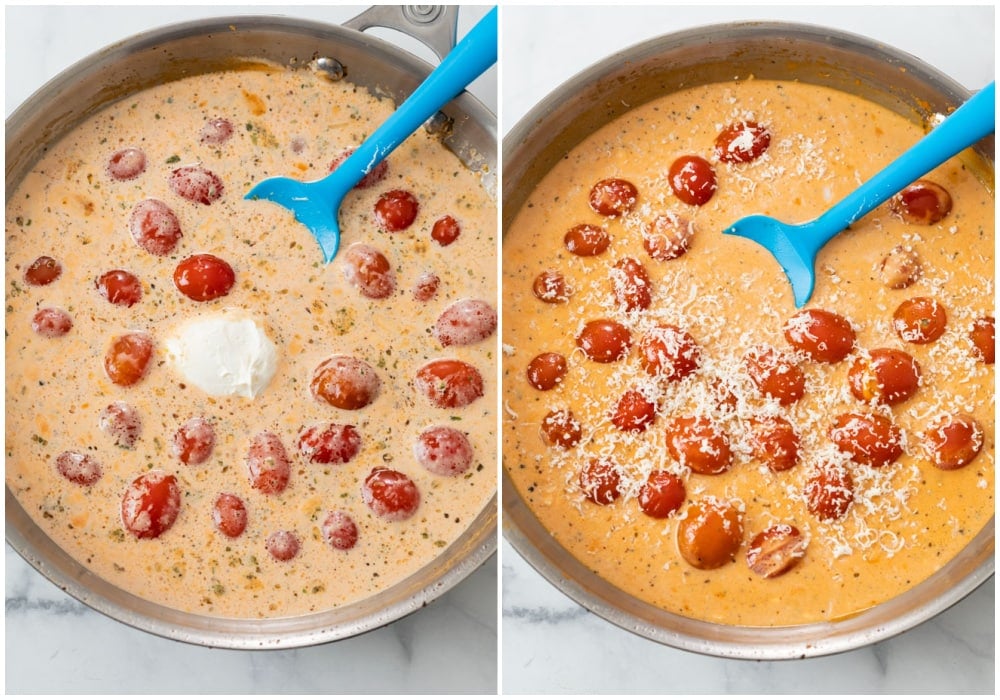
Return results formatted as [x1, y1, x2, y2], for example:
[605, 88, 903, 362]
[121, 471, 181, 539]
[104, 332, 154, 387]
[374, 189, 419, 232]
[532, 270, 572, 303]
[298, 423, 361, 465]
[668, 155, 717, 206]
[322, 510, 359, 550]
[342, 244, 396, 299]
[848, 348, 921, 406]
[173, 253, 236, 302]
[579, 458, 622, 505]
[434, 298, 497, 347]
[329, 148, 389, 189]
[246, 431, 291, 494]
[32, 308, 72, 338]
[805, 462, 854, 520]
[414, 426, 473, 476]
[576, 319, 631, 363]
[414, 359, 484, 408]
[749, 416, 800, 472]
[970, 316, 995, 364]
[783, 309, 856, 363]
[55, 451, 103, 486]
[212, 493, 248, 538]
[638, 470, 686, 519]
[890, 179, 952, 225]
[100, 401, 142, 449]
[266, 530, 301, 561]
[611, 257, 652, 311]
[200, 118, 234, 145]
[129, 199, 183, 256]
[589, 178, 638, 217]
[744, 346, 805, 406]
[665, 415, 733, 475]
[880, 244, 921, 289]
[526, 352, 568, 391]
[310, 355, 381, 410]
[169, 165, 224, 205]
[362, 468, 421, 521]
[611, 389, 657, 433]
[107, 147, 147, 181]
[96, 269, 142, 307]
[431, 215, 462, 246]
[715, 121, 771, 164]
[540, 409, 582, 449]
[564, 224, 611, 256]
[746, 524, 806, 578]
[643, 212, 695, 261]
[924, 413, 984, 470]
[24, 256, 62, 286]
[893, 297, 947, 344]
[829, 412, 903, 467]
[172, 416, 216, 465]
[637, 324, 701, 380]
[412, 272, 440, 302]
[676, 498, 743, 569]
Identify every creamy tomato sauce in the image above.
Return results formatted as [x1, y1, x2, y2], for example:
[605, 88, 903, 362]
[503, 80, 993, 626]
[7, 65, 496, 618]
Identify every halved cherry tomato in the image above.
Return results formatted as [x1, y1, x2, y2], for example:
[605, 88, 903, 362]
[804, 462, 854, 520]
[637, 324, 700, 380]
[564, 224, 611, 256]
[266, 530, 300, 561]
[212, 493, 248, 538]
[99, 401, 141, 449]
[638, 470, 685, 518]
[665, 415, 732, 475]
[848, 348, 921, 406]
[32, 308, 72, 338]
[414, 359, 484, 408]
[744, 345, 805, 405]
[715, 121, 771, 164]
[329, 148, 389, 189]
[576, 319, 631, 363]
[668, 155, 717, 206]
[532, 270, 572, 303]
[611, 389, 656, 433]
[893, 297, 947, 344]
[322, 510, 359, 550]
[970, 316, 995, 364]
[412, 272, 440, 302]
[783, 308, 855, 363]
[431, 215, 461, 246]
[342, 244, 395, 299]
[121, 471, 181, 539]
[890, 179, 952, 225]
[129, 199, 182, 256]
[310, 355, 381, 410]
[589, 178, 638, 217]
[24, 255, 62, 286]
[55, 451, 103, 486]
[433, 298, 497, 347]
[540, 409, 582, 449]
[246, 431, 291, 494]
[298, 423, 361, 465]
[579, 458, 621, 505]
[748, 416, 800, 472]
[96, 269, 142, 307]
[374, 189, 419, 232]
[107, 147, 147, 181]
[746, 524, 806, 577]
[526, 352, 568, 391]
[169, 165, 224, 205]
[879, 244, 921, 289]
[104, 332, 153, 387]
[611, 257, 652, 311]
[200, 118, 234, 145]
[414, 426, 473, 476]
[642, 212, 694, 261]
[362, 467, 420, 521]
[172, 416, 216, 465]
[173, 253, 236, 302]
[676, 497, 743, 569]
[829, 412, 903, 467]
[924, 413, 984, 470]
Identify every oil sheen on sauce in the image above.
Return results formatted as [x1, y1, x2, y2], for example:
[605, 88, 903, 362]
[502, 80, 994, 626]
[6, 67, 496, 618]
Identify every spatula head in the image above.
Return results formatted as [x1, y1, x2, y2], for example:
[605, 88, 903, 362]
[723, 214, 818, 308]
[246, 176, 343, 264]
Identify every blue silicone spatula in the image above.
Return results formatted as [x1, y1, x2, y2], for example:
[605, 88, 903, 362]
[246, 6, 498, 263]
[723, 80, 995, 307]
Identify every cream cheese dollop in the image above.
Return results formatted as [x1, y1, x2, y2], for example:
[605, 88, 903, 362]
[165, 310, 278, 399]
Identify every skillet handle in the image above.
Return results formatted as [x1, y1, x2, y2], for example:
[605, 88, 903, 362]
[344, 5, 458, 62]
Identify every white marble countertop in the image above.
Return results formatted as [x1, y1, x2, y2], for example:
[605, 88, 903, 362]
[5, 5, 497, 694]
[500, 5, 994, 695]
